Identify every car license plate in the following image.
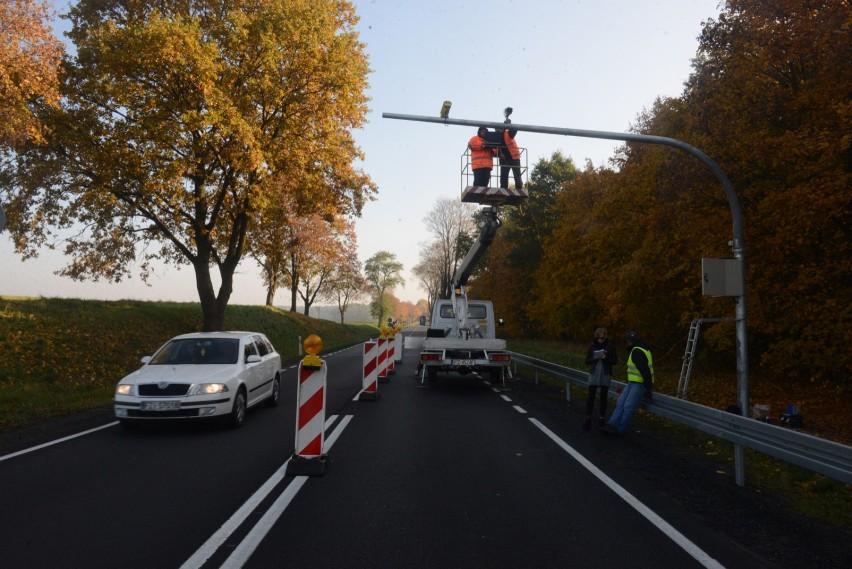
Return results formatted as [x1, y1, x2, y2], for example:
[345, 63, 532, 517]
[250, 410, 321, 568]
[141, 400, 180, 411]
[452, 359, 475, 366]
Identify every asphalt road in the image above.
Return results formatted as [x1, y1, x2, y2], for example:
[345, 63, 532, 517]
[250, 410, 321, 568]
[1, 337, 849, 568]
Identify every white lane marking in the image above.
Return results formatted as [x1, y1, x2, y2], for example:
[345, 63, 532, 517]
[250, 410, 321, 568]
[219, 415, 354, 569]
[0, 422, 118, 463]
[221, 476, 309, 569]
[512, 405, 527, 414]
[500, 395, 512, 402]
[530, 418, 725, 569]
[180, 415, 341, 569]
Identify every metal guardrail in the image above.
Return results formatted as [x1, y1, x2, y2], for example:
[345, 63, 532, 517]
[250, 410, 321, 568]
[509, 352, 852, 485]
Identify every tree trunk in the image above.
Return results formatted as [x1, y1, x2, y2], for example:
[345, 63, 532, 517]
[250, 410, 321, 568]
[265, 286, 275, 307]
[194, 260, 228, 331]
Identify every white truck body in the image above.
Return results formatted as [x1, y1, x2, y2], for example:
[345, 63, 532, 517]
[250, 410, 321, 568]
[418, 297, 510, 383]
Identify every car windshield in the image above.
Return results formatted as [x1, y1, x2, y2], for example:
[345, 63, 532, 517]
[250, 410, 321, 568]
[149, 338, 240, 365]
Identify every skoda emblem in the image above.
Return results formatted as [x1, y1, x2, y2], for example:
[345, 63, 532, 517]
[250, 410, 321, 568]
[158, 382, 169, 390]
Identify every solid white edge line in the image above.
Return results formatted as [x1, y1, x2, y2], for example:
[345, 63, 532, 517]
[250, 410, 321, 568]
[0, 422, 118, 463]
[529, 418, 725, 569]
[179, 415, 342, 569]
[219, 415, 353, 569]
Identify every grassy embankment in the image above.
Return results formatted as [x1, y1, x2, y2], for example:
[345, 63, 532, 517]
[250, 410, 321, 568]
[506, 339, 851, 530]
[0, 296, 377, 431]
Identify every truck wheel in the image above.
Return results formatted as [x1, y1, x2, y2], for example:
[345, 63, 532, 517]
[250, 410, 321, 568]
[489, 368, 502, 384]
[427, 367, 437, 383]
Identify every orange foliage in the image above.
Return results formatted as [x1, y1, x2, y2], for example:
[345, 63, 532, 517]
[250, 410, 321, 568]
[478, 0, 850, 392]
[0, 0, 63, 146]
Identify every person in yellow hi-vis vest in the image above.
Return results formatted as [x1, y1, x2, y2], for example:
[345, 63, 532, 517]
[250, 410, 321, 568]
[602, 331, 653, 435]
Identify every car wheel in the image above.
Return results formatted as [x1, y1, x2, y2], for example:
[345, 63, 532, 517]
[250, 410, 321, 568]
[266, 373, 281, 407]
[229, 388, 247, 428]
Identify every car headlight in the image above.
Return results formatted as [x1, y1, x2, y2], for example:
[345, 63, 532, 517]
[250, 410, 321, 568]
[116, 384, 133, 395]
[193, 383, 229, 395]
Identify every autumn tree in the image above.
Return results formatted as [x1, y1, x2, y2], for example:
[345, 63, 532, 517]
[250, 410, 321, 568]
[682, 0, 851, 381]
[322, 255, 369, 324]
[0, 0, 374, 331]
[514, 0, 850, 389]
[474, 151, 579, 336]
[294, 215, 357, 316]
[0, 0, 63, 147]
[363, 250, 404, 327]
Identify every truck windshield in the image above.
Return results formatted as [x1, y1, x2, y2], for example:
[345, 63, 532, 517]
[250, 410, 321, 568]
[468, 305, 487, 319]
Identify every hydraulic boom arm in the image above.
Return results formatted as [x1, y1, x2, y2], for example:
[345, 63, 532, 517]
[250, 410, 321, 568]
[452, 206, 500, 288]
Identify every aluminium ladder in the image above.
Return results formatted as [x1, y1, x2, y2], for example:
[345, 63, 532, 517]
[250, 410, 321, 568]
[677, 318, 735, 399]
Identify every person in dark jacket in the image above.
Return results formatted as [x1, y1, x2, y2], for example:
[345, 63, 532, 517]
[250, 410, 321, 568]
[468, 126, 496, 187]
[602, 331, 654, 435]
[583, 327, 617, 430]
[498, 121, 523, 189]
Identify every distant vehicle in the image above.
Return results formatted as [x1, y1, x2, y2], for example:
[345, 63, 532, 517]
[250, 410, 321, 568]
[114, 331, 282, 429]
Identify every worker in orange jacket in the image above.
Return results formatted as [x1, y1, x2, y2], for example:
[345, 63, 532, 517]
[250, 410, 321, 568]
[499, 121, 523, 189]
[468, 126, 496, 187]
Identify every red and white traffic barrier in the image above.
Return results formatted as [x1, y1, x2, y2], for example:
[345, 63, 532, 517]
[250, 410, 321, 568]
[359, 340, 379, 401]
[386, 333, 396, 375]
[287, 345, 327, 476]
[394, 331, 403, 364]
[377, 336, 389, 383]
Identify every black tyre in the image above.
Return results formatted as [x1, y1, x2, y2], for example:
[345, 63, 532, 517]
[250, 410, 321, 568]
[229, 388, 247, 428]
[427, 367, 438, 383]
[266, 374, 281, 407]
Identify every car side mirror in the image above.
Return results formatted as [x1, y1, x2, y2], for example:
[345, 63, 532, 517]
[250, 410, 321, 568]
[246, 354, 262, 364]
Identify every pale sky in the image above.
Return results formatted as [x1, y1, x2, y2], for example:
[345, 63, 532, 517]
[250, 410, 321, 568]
[1, 0, 722, 305]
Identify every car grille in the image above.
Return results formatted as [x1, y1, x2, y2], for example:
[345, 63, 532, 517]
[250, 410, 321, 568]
[127, 409, 200, 418]
[138, 383, 191, 396]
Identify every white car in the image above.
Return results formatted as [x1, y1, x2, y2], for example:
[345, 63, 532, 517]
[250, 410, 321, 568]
[114, 331, 282, 429]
